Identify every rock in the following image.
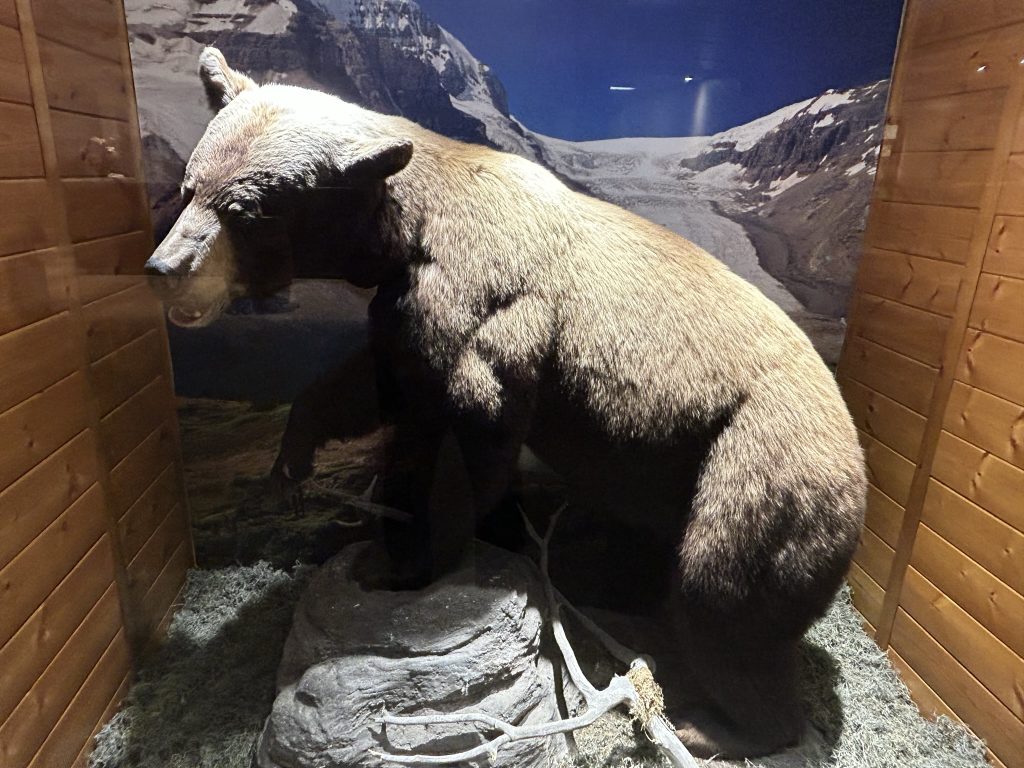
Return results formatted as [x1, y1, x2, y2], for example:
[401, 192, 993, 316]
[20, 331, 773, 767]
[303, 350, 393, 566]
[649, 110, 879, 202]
[254, 541, 571, 768]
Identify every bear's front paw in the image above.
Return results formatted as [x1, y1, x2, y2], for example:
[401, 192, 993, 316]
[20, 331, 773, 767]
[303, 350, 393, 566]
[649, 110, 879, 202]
[269, 456, 312, 516]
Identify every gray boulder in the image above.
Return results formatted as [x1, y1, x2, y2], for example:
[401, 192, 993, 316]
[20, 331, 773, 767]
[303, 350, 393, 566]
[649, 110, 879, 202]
[254, 541, 571, 768]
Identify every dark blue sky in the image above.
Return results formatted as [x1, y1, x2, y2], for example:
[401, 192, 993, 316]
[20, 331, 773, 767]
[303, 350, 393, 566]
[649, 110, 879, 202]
[416, 0, 904, 140]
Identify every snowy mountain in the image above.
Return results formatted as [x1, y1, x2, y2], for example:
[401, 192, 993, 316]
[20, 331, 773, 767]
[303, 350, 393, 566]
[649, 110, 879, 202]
[127, 0, 885, 369]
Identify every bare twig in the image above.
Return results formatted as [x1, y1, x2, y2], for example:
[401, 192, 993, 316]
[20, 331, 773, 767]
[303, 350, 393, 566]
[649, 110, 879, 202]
[373, 506, 699, 767]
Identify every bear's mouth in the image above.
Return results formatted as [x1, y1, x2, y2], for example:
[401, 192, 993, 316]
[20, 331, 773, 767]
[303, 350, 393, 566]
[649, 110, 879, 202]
[167, 303, 218, 328]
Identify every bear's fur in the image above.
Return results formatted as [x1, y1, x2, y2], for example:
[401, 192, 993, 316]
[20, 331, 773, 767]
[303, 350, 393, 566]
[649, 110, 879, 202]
[146, 48, 867, 758]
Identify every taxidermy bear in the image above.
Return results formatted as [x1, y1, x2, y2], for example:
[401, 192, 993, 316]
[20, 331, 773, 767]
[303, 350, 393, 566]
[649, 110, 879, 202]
[146, 48, 867, 759]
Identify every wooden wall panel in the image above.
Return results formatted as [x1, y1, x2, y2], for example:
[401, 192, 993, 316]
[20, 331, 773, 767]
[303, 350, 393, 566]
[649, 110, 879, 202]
[0, 0, 194, 765]
[840, 4, 1024, 765]
[0, 101, 43, 176]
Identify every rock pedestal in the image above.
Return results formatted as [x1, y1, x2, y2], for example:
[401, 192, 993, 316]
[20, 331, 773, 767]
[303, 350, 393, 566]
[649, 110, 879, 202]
[254, 541, 571, 768]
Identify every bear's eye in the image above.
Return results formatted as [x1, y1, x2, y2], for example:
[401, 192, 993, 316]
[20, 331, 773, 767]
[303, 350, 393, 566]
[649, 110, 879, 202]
[225, 199, 262, 219]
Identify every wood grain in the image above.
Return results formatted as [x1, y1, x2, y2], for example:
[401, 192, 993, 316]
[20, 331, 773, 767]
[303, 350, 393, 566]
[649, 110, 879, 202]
[74, 231, 150, 304]
[81, 281, 161, 361]
[858, 430, 917, 506]
[99, 376, 174, 468]
[907, 0, 1024, 46]
[849, 293, 951, 367]
[51, 109, 135, 177]
[0, 534, 115, 725]
[854, 524, 896, 588]
[864, 483, 905, 548]
[37, 38, 128, 119]
[0, 24, 31, 103]
[930, 429, 1024, 531]
[0, 482, 108, 648]
[864, 200, 975, 263]
[911, 524, 1024, 657]
[997, 151, 1024, 214]
[902, 21, 1024, 100]
[31, 0, 124, 63]
[25, 629, 131, 768]
[0, 311, 78, 415]
[0, 371, 88, 493]
[890, 609, 1023, 768]
[920, 478, 1024, 596]
[126, 501, 189, 606]
[118, 463, 178, 560]
[969, 273, 1024, 342]
[984, 215, 1024, 278]
[955, 328, 1024, 409]
[899, 565, 1024, 719]
[944, 380, 1024, 468]
[841, 377, 927, 462]
[0, 100, 43, 177]
[874, 149, 992, 209]
[91, 327, 166, 416]
[855, 248, 964, 316]
[107, 418, 180, 517]
[62, 177, 148, 242]
[70, 671, 130, 768]
[0, 247, 66, 335]
[898, 88, 1005, 152]
[0, 179, 57, 256]
[848, 561, 884, 627]
[887, 648, 959, 722]
[0, 0, 17, 28]
[0, 429, 99, 570]
[837, 336, 938, 415]
[137, 538, 190, 642]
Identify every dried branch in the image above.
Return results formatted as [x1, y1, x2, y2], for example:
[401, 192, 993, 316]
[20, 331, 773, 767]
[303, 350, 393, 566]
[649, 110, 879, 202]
[373, 506, 699, 768]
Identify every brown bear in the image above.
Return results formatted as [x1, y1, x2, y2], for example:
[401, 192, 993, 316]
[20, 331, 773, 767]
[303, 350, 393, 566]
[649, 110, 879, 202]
[145, 47, 867, 759]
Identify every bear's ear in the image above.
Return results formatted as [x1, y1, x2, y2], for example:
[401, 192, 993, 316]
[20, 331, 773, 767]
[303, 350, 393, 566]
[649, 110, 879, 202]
[331, 139, 414, 185]
[198, 47, 256, 111]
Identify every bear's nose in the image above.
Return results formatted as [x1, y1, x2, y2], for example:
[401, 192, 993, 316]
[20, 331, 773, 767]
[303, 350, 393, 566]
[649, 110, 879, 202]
[144, 256, 171, 277]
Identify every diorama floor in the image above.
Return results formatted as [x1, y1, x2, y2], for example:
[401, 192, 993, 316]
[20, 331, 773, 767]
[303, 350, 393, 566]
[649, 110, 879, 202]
[87, 400, 989, 768]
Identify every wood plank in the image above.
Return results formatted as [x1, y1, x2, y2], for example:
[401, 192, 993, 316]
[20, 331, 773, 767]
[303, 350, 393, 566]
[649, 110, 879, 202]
[902, 22, 1024, 100]
[890, 609, 1024, 768]
[75, 232, 150, 304]
[955, 328, 1024, 405]
[908, 0, 1024, 46]
[0, 247, 66, 335]
[998, 152, 1024, 214]
[91, 327, 166, 416]
[38, 38, 128, 119]
[0, 179, 57, 256]
[0, 534, 115, 725]
[0, 429, 98, 570]
[864, 200, 975, 264]
[119, 463, 178, 560]
[855, 248, 964, 316]
[51, 109, 135, 178]
[854, 523, 895, 588]
[837, 336, 938, 414]
[848, 560, 884, 627]
[931, 430, 1024, 532]
[874, 150, 992, 208]
[0, 100, 43, 177]
[126, 502, 189, 605]
[865, 483, 905, 548]
[911, 524, 1024, 657]
[99, 376, 174, 468]
[945, 381, 1024, 469]
[31, 0, 124, 64]
[898, 88, 1005, 152]
[858, 430, 917, 506]
[969, 273, 1024, 342]
[62, 177, 148, 242]
[984, 215, 1024, 278]
[0, 0, 17, 28]
[921, 479, 1024, 596]
[108, 418, 180, 517]
[0, 583, 121, 768]
[0, 25, 31, 104]
[70, 671, 130, 768]
[81, 281, 161, 361]
[0, 371, 88, 493]
[841, 377, 927, 461]
[887, 648, 960, 722]
[849, 293, 951, 367]
[0, 311, 78, 414]
[0, 482, 107, 647]
[25, 630, 131, 768]
[900, 565, 1024, 720]
[137, 538, 190, 642]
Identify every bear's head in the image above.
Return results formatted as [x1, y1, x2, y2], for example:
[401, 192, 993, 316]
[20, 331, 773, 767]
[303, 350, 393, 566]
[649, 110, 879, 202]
[145, 48, 414, 327]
